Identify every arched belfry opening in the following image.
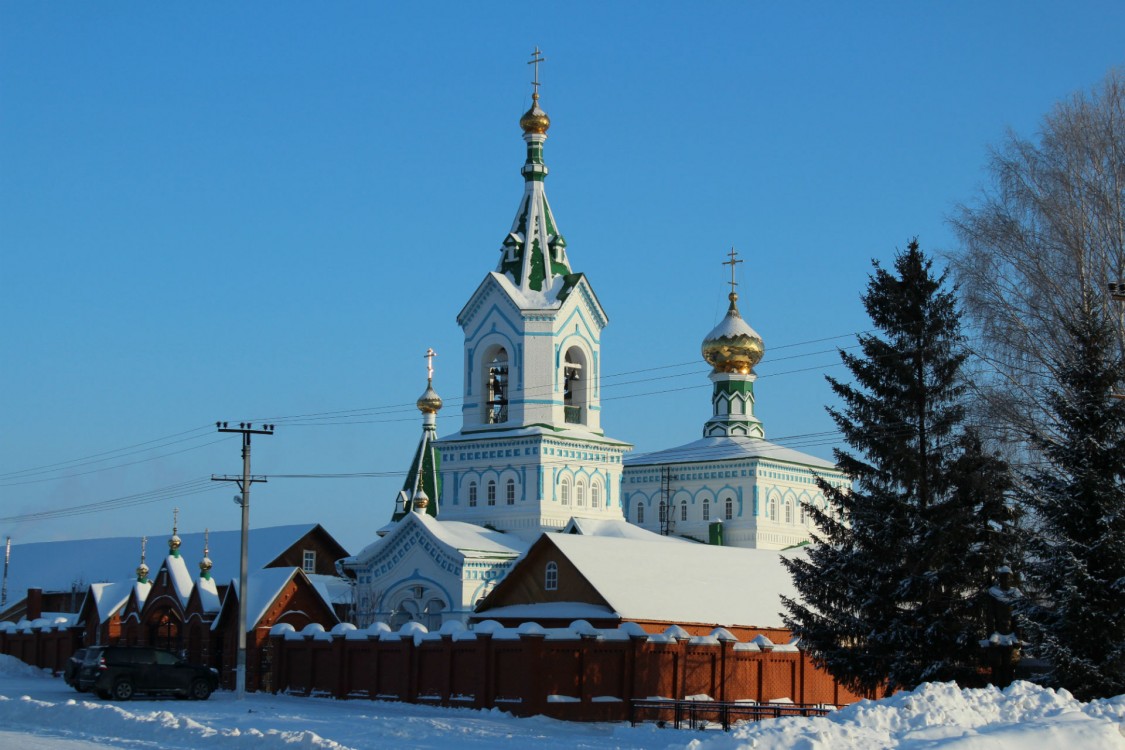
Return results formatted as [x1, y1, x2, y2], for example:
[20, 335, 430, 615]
[484, 346, 509, 424]
[563, 346, 587, 424]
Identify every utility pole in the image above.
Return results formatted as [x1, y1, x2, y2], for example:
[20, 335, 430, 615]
[212, 421, 273, 700]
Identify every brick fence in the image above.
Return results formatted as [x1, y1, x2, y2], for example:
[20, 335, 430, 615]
[0, 618, 80, 675]
[0, 617, 867, 723]
[266, 620, 866, 722]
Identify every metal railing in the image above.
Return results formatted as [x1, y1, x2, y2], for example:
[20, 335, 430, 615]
[630, 698, 834, 731]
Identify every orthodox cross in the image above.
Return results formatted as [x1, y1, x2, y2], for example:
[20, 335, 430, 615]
[172, 507, 179, 536]
[203, 528, 209, 557]
[528, 47, 546, 97]
[140, 536, 147, 565]
[424, 347, 437, 381]
[723, 247, 743, 295]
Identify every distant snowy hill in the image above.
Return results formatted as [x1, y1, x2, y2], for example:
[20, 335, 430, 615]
[1, 525, 334, 599]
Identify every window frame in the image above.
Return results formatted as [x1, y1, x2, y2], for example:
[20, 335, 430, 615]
[545, 561, 558, 591]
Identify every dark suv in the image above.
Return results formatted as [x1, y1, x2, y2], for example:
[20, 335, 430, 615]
[64, 648, 88, 691]
[78, 646, 218, 701]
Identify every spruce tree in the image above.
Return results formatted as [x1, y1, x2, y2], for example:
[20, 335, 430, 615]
[783, 240, 1012, 696]
[1021, 308, 1125, 700]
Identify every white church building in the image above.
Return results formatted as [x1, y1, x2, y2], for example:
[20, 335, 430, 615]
[341, 59, 848, 629]
[621, 263, 849, 549]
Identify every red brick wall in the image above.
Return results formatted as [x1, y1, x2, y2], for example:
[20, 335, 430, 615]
[265, 630, 861, 721]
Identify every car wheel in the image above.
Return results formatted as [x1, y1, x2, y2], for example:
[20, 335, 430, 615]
[112, 679, 134, 701]
[189, 678, 212, 701]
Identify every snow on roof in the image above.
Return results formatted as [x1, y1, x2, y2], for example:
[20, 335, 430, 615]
[195, 576, 221, 613]
[415, 513, 528, 558]
[350, 512, 526, 565]
[223, 568, 336, 631]
[163, 555, 195, 606]
[88, 581, 133, 624]
[561, 517, 692, 542]
[473, 602, 616, 621]
[625, 435, 837, 471]
[489, 270, 566, 311]
[538, 535, 805, 628]
[132, 580, 152, 609]
[1, 524, 331, 598]
[306, 574, 354, 606]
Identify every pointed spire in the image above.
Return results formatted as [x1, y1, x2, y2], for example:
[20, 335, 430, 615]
[168, 507, 182, 557]
[498, 49, 572, 295]
[199, 528, 213, 580]
[392, 348, 444, 522]
[136, 536, 150, 583]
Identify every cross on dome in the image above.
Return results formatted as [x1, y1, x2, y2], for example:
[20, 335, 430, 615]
[723, 247, 743, 296]
[424, 347, 437, 381]
[528, 47, 546, 99]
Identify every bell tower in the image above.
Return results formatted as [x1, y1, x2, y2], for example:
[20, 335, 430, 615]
[435, 52, 631, 540]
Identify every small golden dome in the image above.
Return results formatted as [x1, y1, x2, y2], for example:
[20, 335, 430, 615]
[412, 488, 430, 511]
[702, 293, 765, 374]
[417, 380, 443, 414]
[520, 93, 551, 134]
[199, 557, 213, 575]
[168, 534, 181, 555]
[136, 562, 150, 582]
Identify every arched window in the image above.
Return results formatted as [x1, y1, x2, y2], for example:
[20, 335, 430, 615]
[506, 479, 516, 505]
[487, 480, 497, 506]
[800, 502, 807, 525]
[784, 500, 793, 524]
[560, 478, 570, 506]
[725, 498, 734, 520]
[484, 347, 509, 424]
[591, 483, 601, 509]
[545, 561, 558, 591]
[576, 480, 586, 507]
[703, 499, 710, 521]
[680, 501, 688, 521]
[658, 501, 667, 523]
[563, 347, 588, 425]
[637, 502, 644, 524]
[468, 482, 477, 507]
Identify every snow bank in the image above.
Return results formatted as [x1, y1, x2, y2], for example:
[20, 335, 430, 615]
[689, 681, 1125, 750]
[0, 654, 51, 679]
[0, 693, 350, 749]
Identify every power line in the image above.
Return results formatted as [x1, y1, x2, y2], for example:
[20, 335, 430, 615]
[0, 331, 867, 480]
[0, 477, 224, 524]
[0, 425, 216, 480]
[0, 437, 233, 488]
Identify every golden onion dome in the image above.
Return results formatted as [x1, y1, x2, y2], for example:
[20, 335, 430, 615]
[412, 487, 430, 512]
[519, 93, 551, 134]
[701, 293, 765, 374]
[136, 562, 150, 582]
[168, 533, 181, 555]
[199, 556, 213, 575]
[416, 380, 443, 414]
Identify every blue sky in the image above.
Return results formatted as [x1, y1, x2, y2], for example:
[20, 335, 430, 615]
[2, 2, 1123, 555]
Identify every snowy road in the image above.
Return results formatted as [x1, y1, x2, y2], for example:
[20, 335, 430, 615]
[2, 655, 1124, 749]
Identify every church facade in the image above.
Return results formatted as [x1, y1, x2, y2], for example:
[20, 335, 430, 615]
[621, 263, 849, 549]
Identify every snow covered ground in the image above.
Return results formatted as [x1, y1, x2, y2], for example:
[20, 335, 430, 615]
[1, 655, 1123, 749]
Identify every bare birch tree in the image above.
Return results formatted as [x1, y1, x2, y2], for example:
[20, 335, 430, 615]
[951, 68, 1125, 454]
